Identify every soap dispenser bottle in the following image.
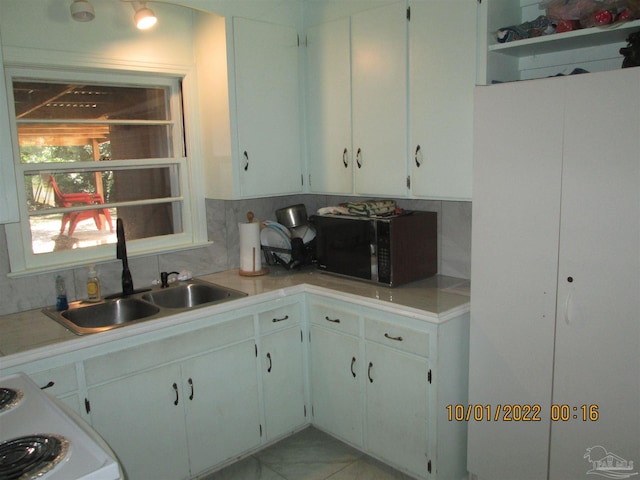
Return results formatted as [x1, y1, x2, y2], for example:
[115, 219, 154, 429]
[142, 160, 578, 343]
[87, 264, 101, 302]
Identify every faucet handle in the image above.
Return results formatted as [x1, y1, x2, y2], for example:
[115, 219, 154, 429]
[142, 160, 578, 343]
[160, 271, 181, 288]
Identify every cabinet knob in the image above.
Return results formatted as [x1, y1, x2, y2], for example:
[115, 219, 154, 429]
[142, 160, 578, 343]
[188, 377, 194, 401]
[356, 148, 363, 168]
[351, 357, 356, 378]
[267, 352, 272, 373]
[368, 361, 374, 383]
[342, 148, 349, 168]
[243, 151, 249, 171]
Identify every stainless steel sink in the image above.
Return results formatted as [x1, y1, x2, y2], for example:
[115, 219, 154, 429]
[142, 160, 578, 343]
[42, 279, 247, 335]
[142, 282, 246, 309]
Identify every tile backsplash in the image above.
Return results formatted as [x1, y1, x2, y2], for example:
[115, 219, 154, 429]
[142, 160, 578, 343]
[0, 195, 471, 316]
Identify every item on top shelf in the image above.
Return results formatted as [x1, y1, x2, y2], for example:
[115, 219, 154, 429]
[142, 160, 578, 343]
[542, 0, 636, 28]
[496, 15, 556, 43]
[620, 30, 640, 66]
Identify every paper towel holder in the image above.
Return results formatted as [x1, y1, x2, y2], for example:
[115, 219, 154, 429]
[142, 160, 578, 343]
[239, 211, 269, 277]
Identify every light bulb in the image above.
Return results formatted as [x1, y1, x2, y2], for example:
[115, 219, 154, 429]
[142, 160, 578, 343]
[134, 6, 157, 30]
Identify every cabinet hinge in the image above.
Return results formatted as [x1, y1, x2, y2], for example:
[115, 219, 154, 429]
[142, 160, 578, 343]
[84, 397, 91, 414]
[297, 34, 300, 46]
[406, 175, 411, 189]
[428, 459, 432, 474]
[427, 369, 432, 384]
[304, 405, 307, 417]
[255, 343, 258, 357]
[406, 6, 411, 21]
[301, 174, 304, 186]
[300, 329, 303, 342]
[260, 424, 263, 437]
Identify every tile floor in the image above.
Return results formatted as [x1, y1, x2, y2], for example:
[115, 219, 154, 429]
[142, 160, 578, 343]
[201, 426, 416, 480]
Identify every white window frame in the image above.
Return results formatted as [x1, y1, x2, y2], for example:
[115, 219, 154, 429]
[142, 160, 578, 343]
[4, 66, 208, 276]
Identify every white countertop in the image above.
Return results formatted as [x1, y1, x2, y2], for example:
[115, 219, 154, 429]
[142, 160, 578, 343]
[0, 268, 469, 364]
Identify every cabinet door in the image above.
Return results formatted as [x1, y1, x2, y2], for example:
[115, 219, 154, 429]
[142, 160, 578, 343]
[310, 325, 363, 447]
[409, 0, 475, 200]
[183, 339, 261, 476]
[352, 1, 408, 197]
[306, 17, 353, 194]
[468, 77, 565, 480]
[261, 327, 306, 441]
[365, 342, 428, 479]
[232, 17, 302, 197]
[549, 69, 640, 479]
[88, 364, 190, 480]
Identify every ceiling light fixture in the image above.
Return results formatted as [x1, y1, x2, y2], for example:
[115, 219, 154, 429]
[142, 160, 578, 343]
[70, 0, 95, 22]
[132, 1, 157, 30]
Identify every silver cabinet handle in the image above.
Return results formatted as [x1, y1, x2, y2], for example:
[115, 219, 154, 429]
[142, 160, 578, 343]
[325, 316, 340, 323]
[384, 333, 403, 342]
[351, 357, 356, 378]
[188, 377, 194, 401]
[243, 151, 249, 171]
[343, 148, 349, 168]
[356, 148, 363, 168]
[173, 382, 179, 406]
[272, 315, 289, 323]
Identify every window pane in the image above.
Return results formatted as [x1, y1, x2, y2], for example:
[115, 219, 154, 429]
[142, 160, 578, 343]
[13, 81, 169, 120]
[29, 202, 183, 254]
[26, 169, 177, 213]
[17, 124, 173, 161]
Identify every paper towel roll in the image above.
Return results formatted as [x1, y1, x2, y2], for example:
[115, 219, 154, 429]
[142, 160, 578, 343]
[239, 222, 261, 273]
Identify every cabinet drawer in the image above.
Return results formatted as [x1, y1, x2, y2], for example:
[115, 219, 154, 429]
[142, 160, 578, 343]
[258, 303, 301, 334]
[309, 301, 360, 336]
[364, 318, 429, 358]
[86, 315, 254, 385]
[28, 363, 78, 397]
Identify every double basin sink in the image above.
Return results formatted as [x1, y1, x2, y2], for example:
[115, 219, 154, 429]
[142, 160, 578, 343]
[42, 279, 247, 335]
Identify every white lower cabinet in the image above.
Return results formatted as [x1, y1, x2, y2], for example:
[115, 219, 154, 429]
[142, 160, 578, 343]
[85, 314, 261, 480]
[310, 320, 363, 447]
[308, 295, 468, 480]
[88, 363, 191, 480]
[365, 331, 429, 477]
[258, 302, 307, 441]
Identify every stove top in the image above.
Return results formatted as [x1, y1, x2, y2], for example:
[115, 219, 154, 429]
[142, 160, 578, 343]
[0, 373, 122, 480]
[0, 434, 68, 480]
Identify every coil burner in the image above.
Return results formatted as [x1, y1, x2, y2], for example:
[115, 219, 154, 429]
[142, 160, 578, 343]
[0, 434, 69, 480]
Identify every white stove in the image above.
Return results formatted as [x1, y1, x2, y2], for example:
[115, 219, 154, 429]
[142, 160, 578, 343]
[0, 372, 124, 480]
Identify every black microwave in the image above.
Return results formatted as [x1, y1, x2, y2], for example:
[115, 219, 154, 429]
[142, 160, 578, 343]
[311, 211, 437, 286]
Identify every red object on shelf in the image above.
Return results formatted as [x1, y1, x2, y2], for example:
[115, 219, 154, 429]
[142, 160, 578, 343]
[556, 19, 581, 32]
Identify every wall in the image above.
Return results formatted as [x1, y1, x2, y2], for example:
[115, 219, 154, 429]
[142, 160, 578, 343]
[0, 196, 470, 315]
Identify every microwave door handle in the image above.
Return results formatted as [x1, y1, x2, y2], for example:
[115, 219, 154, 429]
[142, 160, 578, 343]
[370, 222, 378, 282]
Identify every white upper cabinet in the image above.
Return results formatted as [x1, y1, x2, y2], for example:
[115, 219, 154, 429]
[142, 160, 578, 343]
[304, 1, 476, 200]
[478, 0, 640, 84]
[409, 0, 476, 200]
[197, 14, 302, 199]
[0, 35, 19, 224]
[351, 2, 409, 197]
[306, 17, 353, 194]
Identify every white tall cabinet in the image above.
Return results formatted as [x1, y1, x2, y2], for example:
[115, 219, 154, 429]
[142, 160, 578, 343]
[469, 68, 640, 480]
